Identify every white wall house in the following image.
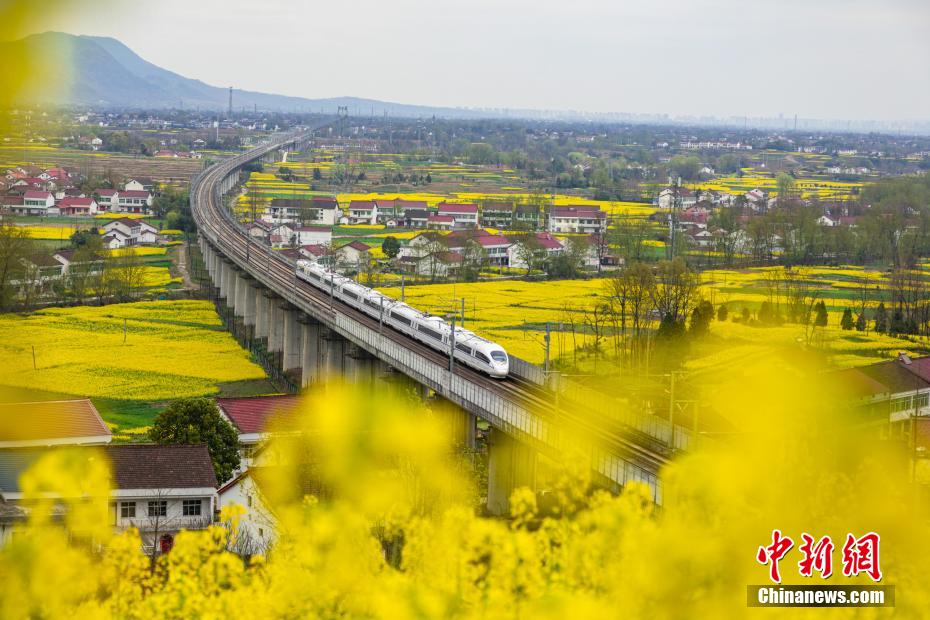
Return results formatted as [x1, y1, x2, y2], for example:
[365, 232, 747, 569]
[101, 218, 159, 247]
[547, 206, 606, 234]
[115, 190, 154, 214]
[0, 444, 218, 553]
[347, 200, 378, 225]
[14, 190, 55, 216]
[437, 203, 479, 228]
[95, 189, 118, 211]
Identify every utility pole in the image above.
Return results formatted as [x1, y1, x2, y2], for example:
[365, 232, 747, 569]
[449, 312, 456, 375]
[400, 274, 405, 302]
[228, 86, 233, 118]
[544, 322, 551, 374]
[460, 298, 465, 328]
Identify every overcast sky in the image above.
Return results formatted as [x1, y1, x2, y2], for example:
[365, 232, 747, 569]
[35, 0, 930, 121]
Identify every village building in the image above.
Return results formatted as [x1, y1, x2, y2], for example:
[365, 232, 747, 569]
[0, 399, 112, 448]
[101, 218, 159, 248]
[547, 206, 606, 234]
[403, 208, 430, 229]
[480, 202, 514, 229]
[347, 200, 378, 225]
[14, 190, 56, 216]
[95, 188, 118, 211]
[115, 190, 153, 214]
[437, 202, 479, 228]
[57, 196, 98, 216]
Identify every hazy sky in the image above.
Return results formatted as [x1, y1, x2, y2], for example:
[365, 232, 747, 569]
[36, 0, 930, 121]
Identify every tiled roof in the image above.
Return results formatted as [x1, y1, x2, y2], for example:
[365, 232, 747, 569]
[107, 444, 217, 489]
[118, 190, 151, 199]
[835, 355, 930, 398]
[438, 202, 478, 214]
[0, 399, 111, 446]
[551, 205, 605, 217]
[216, 395, 302, 435]
[23, 190, 52, 200]
[344, 240, 371, 252]
[0, 444, 217, 494]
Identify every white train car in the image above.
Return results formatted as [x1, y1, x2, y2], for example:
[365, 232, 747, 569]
[296, 260, 509, 378]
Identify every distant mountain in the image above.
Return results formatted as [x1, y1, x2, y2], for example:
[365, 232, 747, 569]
[0, 31, 493, 118]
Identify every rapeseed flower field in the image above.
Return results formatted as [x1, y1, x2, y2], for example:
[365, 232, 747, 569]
[384, 266, 927, 371]
[0, 301, 266, 402]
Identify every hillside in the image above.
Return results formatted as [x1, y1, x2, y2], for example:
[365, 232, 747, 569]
[0, 31, 490, 117]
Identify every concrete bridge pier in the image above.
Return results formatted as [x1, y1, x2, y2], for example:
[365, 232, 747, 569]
[344, 343, 378, 384]
[233, 272, 250, 318]
[486, 428, 537, 516]
[224, 261, 237, 303]
[300, 317, 322, 388]
[282, 305, 302, 373]
[216, 259, 228, 299]
[254, 289, 270, 342]
[267, 296, 285, 354]
[243, 281, 258, 330]
[322, 328, 346, 377]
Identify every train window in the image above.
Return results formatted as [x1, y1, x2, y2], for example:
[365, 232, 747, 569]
[490, 351, 507, 362]
[419, 325, 442, 340]
[474, 351, 490, 364]
[343, 290, 359, 300]
[455, 343, 472, 354]
[390, 312, 411, 326]
[308, 272, 321, 281]
[364, 299, 380, 309]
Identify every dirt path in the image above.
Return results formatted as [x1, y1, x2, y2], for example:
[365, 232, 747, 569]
[174, 242, 198, 290]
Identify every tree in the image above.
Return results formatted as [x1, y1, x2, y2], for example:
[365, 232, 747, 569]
[0, 222, 35, 311]
[875, 302, 888, 333]
[776, 173, 797, 206]
[149, 398, 241, 482]
[512, 234, 545, 275]
[717, 304, 728, 322]
[840, 307, 854, 330]
[855, 312, 866, 332]
[381, 236, 401, 259]
[689, 300, 714, 336]
[814, 301, 828, 327]
[668, 155, 701, 181]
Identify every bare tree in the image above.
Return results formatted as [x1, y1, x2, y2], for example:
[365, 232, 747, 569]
[0, 223, 35, 311]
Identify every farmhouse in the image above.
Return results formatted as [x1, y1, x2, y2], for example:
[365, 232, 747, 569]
[0, 444, 218, 550]
[480, 202, 514, 228]
[123, 178, 155, 192]
[14, 190, 55, 216]
[547, 205, 606, 234]
[347, 200, 378, 225]
[437, 202, 479, 228]
[403, 208, 430, 229]
[507, 232, 564, 270]
[216, 395, 302, 470]
[265, 198, 337, 226]
[57, 196, 98, 216]
[95, 188, 118, 211]
[115, 190, 154, 214]
[0, 399, 112, 448]
[427, 214, 455, 231]
[101, 218, 159, 247]
[339, 240, 372, 269]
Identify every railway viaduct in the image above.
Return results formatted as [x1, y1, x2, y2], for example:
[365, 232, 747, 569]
[193, 125, 690, 512]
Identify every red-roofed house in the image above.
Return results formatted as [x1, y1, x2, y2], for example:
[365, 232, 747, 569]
[437, 202, 479, 228]
[427, 214, 455, 231]
[347, 200, 378, 225]
[339, 240, 372, 268]
[547, 205, 606, 234]
[15, 190, 55, 216]
[95, 188, 118, 211]
[507, 232, 565, 270]
[0, 399, 112, 448]
[57, 196, 98, 216]
[101, 218, 158, 247]
[216, 395, 302, 468]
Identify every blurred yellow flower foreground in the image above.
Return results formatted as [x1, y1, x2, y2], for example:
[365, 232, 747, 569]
[2, 361, 929, 619]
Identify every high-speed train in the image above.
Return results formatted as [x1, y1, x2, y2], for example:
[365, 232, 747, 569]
[295, 260, 510, 378]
